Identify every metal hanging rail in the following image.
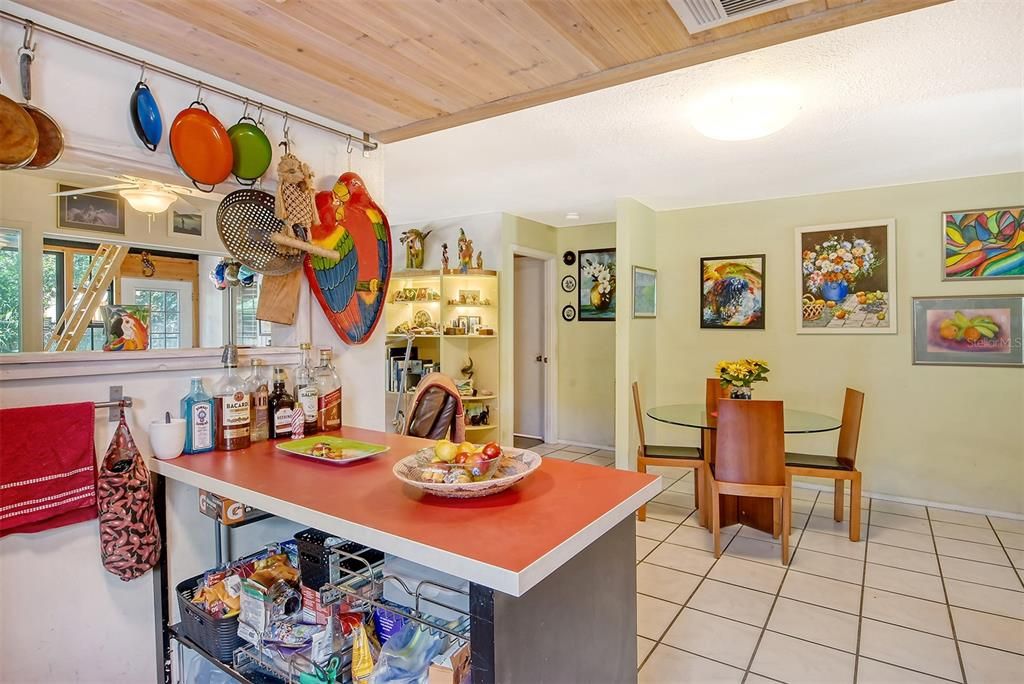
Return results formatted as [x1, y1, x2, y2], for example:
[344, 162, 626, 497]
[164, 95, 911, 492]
[0, 10, 378, 152]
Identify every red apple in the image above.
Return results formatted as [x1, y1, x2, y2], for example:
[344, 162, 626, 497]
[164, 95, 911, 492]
[481, 442, 502, 459]
[454, 451, 471, 464]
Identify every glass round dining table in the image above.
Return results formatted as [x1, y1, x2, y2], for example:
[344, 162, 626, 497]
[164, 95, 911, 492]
[647, 403, 841, 433]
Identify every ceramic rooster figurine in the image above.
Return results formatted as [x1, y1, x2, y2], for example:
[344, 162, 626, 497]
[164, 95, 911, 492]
[304, 172, 392, 345]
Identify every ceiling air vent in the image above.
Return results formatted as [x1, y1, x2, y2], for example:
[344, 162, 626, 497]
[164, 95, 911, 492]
[668, 0, 806, 33]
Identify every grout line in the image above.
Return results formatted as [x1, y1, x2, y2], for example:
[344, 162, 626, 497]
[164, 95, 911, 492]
[926, 505, 969, 684]
[985, 514, 1024, 590]
[853, 495, 872, 683]
[856, 655, 965, 684]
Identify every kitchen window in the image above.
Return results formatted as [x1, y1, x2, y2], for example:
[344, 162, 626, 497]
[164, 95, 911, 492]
[0, 228, 21, 353]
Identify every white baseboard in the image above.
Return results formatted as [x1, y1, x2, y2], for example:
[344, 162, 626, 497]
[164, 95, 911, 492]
[793, 481, 1024, 521]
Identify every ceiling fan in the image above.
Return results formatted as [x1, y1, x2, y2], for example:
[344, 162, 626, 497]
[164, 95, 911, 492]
[51, 175, 203, 214]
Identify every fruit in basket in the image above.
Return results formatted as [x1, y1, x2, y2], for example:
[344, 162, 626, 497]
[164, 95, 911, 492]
[432, 439, 458, 463]
[482, 442, 502, 459]
[458, 440, 475, 454]
[454, 451, 470, 464]
[444, 468, 472, 484]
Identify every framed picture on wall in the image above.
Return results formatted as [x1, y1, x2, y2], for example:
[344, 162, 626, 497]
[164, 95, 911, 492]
[942, 206, 1023, 281]
[700, 254, 765, 329]
[912, 295, 1023, 367]
[795, 219, 896, 334]
[578, 248, 616, 321]
[168, 209, 204, 239]
[56, 184, 126, 235]
[632, 266, 657, 318]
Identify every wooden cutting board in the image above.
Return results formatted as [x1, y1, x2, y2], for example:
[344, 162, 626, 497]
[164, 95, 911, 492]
[256, 269, 303, 325]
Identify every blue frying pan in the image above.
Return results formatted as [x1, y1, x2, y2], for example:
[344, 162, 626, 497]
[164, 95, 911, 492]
[129, 81, 162, 151]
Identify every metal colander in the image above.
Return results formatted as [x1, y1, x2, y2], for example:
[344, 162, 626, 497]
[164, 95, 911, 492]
[216, 189, 303, 275]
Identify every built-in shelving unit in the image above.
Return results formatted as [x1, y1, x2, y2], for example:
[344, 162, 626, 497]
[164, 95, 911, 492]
[384, 269, 500, 438]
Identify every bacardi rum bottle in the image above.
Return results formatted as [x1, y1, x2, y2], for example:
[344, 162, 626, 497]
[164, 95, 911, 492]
[214, 351, 250, 451]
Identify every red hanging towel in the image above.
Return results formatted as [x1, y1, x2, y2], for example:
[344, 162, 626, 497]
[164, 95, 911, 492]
[0, 402, 98, 537]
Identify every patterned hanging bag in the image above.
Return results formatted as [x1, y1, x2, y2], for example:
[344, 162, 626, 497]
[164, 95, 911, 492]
[97, 407, 162, 581]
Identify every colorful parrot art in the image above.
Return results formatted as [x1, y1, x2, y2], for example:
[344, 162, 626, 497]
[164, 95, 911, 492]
[304, 172, 392, 345]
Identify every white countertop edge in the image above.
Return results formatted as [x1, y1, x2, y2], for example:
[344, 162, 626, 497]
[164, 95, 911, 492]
[514, 475, 662, 595]
[151, 458, 523, 595]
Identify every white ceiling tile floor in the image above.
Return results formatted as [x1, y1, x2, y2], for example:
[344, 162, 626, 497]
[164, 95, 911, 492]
[634, 492, 1024, 683]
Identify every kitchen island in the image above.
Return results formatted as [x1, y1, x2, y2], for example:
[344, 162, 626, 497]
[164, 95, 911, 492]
[151, 427, 659, 684]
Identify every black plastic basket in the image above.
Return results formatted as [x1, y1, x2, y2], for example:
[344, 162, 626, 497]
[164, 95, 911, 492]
[294, 528, 384, 589]
[176, 573, 244, 662]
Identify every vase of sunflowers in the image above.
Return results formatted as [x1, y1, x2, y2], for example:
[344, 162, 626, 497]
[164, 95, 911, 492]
[715, 359, 770, 399]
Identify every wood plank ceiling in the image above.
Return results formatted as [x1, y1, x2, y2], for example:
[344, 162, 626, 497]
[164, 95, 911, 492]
[23, 0, 946, 143]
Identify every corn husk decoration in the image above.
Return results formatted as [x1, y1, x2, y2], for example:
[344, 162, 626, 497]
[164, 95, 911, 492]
[274, 153, 317, 254]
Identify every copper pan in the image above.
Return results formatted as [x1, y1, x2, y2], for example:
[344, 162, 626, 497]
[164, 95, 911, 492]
[0, 92, 38, 170]
[19, 48, 63, 169]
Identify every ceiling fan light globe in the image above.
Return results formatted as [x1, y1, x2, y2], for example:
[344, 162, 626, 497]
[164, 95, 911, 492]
[120, 188, 178, 214]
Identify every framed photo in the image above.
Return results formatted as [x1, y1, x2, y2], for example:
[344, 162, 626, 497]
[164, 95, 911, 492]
[912, 295, 1023, 367]
[632, 266, 657, 318]
[168, 209, 204, 239]
[700, 255, 764, 329]
[57, 184, 125, 235]
[468, 315, 482, 334]
[942, 206, 1023, 280]
[578, 248, 616, 321]
[795, 219, 896, 334]
[456, 315, 470, 332]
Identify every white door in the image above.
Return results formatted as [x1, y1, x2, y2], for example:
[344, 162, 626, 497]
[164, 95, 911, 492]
[514, 256, 546, 439]
[121, 278, 194, 349]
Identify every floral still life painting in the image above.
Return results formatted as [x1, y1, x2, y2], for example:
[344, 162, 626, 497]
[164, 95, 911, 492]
[701, 255, 765, 329]
[943, 207, 1023, 280]
[578, 248, 616, 321]
[913, 296, 1023, 366]
[796, 220, 896, 334]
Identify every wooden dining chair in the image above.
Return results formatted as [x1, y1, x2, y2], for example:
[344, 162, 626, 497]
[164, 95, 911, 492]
[710, 399, 790, 564]
[633, 382, 705, 525]
[785, 388, 865, 541]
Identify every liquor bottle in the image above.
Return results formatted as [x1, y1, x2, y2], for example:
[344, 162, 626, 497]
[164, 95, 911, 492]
[314, 347, 342, 432]
[268, 366, 296, 439]
[181, 376, 214, 454]
[214, 349, 250, 451]
[247, 359, 270, 443]
[293, 343, 319, 435]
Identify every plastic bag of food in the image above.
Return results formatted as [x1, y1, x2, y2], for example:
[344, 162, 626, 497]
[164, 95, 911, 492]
[369, 621, 445, 684]
[352, 620, 378, 683]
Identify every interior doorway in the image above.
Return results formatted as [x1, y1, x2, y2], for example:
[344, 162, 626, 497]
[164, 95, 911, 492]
[512, 249, 556, 445]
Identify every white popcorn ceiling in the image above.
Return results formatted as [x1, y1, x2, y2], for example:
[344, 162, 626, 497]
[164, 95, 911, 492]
[381, 0, 1023, 227]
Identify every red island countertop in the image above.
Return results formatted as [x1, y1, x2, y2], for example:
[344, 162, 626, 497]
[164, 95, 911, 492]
[150, 426, 659, 596]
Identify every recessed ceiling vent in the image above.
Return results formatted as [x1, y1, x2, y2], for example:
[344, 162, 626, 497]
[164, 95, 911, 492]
[669, 0, 805, 33]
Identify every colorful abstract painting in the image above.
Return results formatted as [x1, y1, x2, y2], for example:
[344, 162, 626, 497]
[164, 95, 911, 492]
[578, 248, 616, 321]
[913, 296, 1023, 366]
[943, 207, 1024, 280]
[701, 254, 765, 329]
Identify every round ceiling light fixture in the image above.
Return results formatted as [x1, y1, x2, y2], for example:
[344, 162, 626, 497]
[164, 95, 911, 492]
[687, 82, 801, 141]
[120, 186, 178, 214]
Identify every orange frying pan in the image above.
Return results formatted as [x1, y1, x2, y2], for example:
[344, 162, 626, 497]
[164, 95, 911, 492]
[0, 92, 37, 169]
[169, 100, 233, 192]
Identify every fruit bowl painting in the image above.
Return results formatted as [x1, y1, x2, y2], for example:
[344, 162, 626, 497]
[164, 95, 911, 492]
[926, 309, 1011, 353]
[913, 296, 1023, 367]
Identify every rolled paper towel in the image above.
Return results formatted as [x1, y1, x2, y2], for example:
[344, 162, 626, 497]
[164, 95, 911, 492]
[291, 406, 304, 440]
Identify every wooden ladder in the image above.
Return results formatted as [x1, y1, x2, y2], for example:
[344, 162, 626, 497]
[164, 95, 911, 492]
[44, 243, 129, 352]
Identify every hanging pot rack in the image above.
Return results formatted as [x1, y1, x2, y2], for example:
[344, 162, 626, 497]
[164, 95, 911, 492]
[0, 10, 378, 153]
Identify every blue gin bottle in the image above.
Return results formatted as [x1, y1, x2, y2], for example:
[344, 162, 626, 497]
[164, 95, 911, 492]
[181, 376, 215, 454]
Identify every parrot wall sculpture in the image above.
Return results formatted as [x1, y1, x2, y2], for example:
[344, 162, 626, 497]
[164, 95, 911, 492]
[304, 172, 392, 345]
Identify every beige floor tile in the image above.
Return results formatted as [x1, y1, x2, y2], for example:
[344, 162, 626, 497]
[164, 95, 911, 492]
[871, 511, 933, 535]
[637, 562, 702, 605]
[865, 563, 947, 602]
[856, 657, 951, 684]
[639, 644, 744, 684]
[723, 535, 790, 567]
[940, 555, 1023, 591]
[645, 502, 693, 525]
[791, 486, 820, 501]
[544, 449, 580, 460]
[867, 542, 939, 575]
[868, 526, 935, 553]
[560, 444, 597, 454]
[990, 516, 1024, 534]
[799, 530, 866, 560]
[997, 529, 1024, 551]
[646, 541, 717, 576]
[743, 674, 778, 684]
[662, 608, 761, 669]
[591, 448, 615, 458]
[738, 523, 804, 547]
[861, 587, 953, 637]
[871, 499, 928, 519]
[637, 537, 658, 562]
[645, 465, 687, 480]
[530, 443, 561, 455]
[859, 618, 962, 682]
[1006, 547, 1024, 570]
[927, 507, 991, 529]
[708, 555, 785, 594]
[804, 514, 866, 539]
[959, 642, 1024, 684]
[637, 636, 656, 665]
[575, 454, 613, 466]
[750, 631, 855, 684]
[768, 597, 859, 652]
[791, 497, 815, 516]
[667, 476, 694, 494]
[944, 578, 1024, 620]
[932, 521, 1000, 546]
[936, 536, 1012, 566]
[688, 579, 775, 626]
[636, 593, 682, 640]
[637, 517, 679, 541]
[666, 523, 733, 552]
[780, 570, 862, 614]
[789, 547, 864, 584]
[951, 606, 1024, 655]
[811, 495, 869, 519]
[655, 490, 695, 509]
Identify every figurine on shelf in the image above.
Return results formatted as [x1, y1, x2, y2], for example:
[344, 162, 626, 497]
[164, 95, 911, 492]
[457, 229, 473, 274]
[475, 251, 483, 270]
[399, 228, 432, 269]
[441, 242, 449, 271]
